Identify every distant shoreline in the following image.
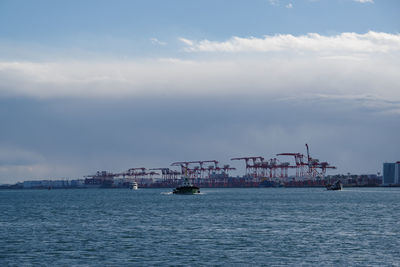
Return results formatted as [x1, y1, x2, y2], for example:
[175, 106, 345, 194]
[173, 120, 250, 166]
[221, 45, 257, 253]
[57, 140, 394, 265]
[1, 184, 393, 190]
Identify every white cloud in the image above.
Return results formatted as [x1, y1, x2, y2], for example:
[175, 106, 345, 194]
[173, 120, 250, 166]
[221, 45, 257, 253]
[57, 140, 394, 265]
[286, 3, 293, 8]
[178, 38, 194, 46]
[0, 54, 399, 109]
[0, 32, 399, 115]
[180, 31, 400, 54]
[354, 0, 374, 3]
[268, 0, 280, 6]
[150, 38, 167, 46]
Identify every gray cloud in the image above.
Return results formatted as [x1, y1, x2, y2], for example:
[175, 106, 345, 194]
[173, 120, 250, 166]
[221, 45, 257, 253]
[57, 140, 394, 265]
[0, 32, 399, 183]
[0, 145, 45, 166]
[0, 95, 398, 183]
[0, 53, 399, 101]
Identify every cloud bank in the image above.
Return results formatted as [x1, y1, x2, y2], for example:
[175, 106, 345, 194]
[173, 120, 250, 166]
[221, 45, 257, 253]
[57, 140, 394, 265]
[1, 32, 399, 110]
[0, 31, 399, 182]
[179, 32, 400, 53]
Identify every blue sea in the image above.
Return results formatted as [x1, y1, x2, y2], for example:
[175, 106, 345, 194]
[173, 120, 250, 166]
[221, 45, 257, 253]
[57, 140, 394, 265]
[1, 188, 399, 266]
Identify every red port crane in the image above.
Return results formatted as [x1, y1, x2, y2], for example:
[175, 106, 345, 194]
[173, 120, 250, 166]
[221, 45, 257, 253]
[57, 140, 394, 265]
[276, 153, 306, 177]
[231, 156, 264, 176]
[276, 144, 336, 180]
[171, 160, 222, 179]
[304, 144, 336, 178]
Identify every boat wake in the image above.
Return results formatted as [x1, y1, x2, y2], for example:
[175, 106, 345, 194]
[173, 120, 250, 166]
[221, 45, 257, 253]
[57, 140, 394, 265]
[340, 189, 399, 193]
[161, 192, 206, 195]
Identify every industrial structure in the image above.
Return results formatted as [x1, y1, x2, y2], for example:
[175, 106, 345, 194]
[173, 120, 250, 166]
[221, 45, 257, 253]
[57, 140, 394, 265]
[230, 144, 336, 186]
[5, 146, 390, 189]
[81, 144, 337, 188]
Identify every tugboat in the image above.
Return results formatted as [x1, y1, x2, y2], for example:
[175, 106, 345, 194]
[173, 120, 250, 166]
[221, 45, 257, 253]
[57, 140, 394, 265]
[326, 180, 343, 191]
[173, 176, 200, 195]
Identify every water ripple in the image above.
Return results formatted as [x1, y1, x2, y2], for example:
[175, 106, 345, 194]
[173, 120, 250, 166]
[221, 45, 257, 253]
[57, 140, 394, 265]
[0, 188, 399, 266]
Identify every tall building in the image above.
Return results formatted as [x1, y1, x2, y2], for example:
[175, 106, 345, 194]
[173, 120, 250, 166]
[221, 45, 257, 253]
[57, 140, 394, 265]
[383, 162, 400, 185]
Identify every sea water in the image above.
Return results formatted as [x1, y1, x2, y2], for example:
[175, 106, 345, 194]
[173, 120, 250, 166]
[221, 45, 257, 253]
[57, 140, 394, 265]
[1, 188, 399, 266]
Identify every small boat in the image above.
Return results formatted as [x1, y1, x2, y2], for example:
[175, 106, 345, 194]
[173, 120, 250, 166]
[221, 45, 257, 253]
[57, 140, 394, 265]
[326, 180, 343, 191]
[173, 177, 200, 195]
[259, 179, 283, 188]
[131, 181, 138, 190]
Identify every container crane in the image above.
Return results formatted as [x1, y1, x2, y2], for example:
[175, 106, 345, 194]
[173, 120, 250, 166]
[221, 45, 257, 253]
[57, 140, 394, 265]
[149, 168, 172, 180]
[304, 144, 336, 179]
[276, 153, 306, 177]
[231, 156, 264, 176]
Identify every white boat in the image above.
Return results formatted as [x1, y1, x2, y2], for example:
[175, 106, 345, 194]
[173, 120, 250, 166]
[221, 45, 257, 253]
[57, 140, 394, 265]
[132, 181, 138, 190]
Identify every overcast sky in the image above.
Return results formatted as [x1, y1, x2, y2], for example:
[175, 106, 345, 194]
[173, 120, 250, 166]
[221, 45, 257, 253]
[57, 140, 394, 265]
[0, 0, 399, 183]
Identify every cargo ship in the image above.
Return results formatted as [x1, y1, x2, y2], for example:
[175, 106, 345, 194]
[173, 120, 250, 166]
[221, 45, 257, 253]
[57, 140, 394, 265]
[84, 171, 115, 188]
[84, 177, 114, 188]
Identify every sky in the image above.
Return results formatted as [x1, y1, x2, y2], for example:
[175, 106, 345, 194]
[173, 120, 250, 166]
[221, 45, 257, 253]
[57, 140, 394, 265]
[0, 0, 399, 183]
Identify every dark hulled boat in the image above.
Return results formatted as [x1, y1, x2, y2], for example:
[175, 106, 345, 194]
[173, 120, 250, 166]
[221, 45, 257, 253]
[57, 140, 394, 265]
[326, 180, 343, 191]
[173, 177, 200, 194]
[259, 179, 282, 188]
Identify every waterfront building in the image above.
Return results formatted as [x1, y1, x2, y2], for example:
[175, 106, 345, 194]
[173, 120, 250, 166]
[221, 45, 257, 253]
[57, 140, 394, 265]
[22, 179, 75, 189]
[383, 162, 400, 185]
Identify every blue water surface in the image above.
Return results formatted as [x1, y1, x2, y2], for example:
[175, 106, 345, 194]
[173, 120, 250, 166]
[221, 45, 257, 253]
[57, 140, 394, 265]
[1, 188, 399, 266]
